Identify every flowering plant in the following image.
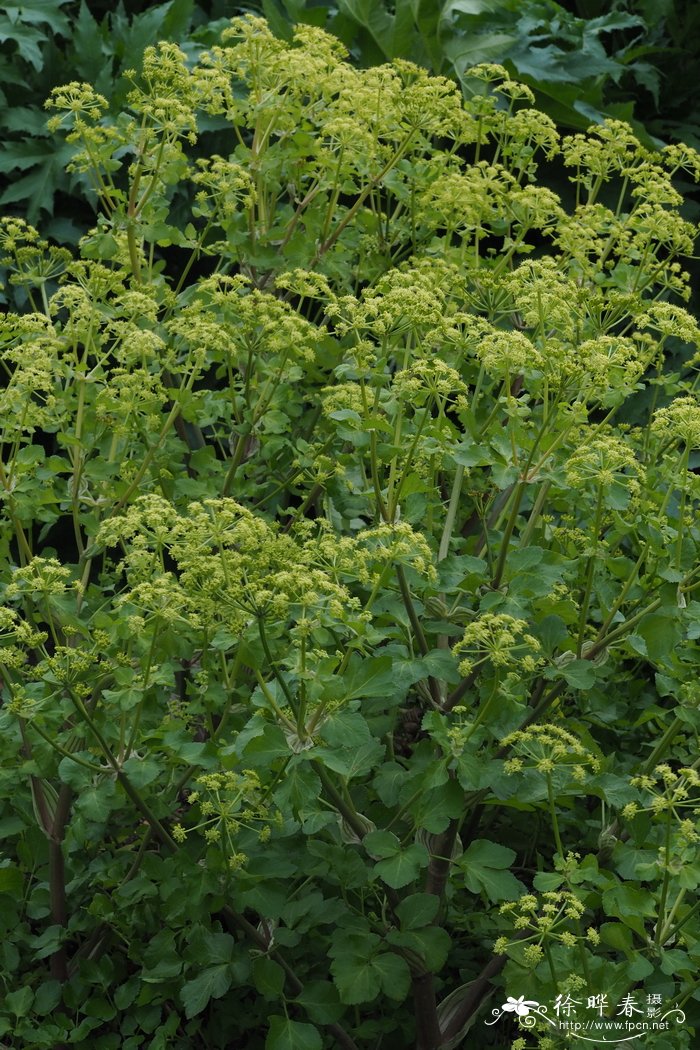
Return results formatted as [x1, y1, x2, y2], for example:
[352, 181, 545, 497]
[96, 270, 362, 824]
[0, 17, 699, 1049]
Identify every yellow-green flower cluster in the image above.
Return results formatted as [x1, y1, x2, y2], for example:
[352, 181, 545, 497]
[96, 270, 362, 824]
[475, 329, 542, 378]
[651, 395, 700, 448]
[356, 522, 437, 582]
[561, 119, 647, 188]
[0, 607, 48, 676]
[191, 156, 256, 224]
[565, 429, 643, 493]
[454, 613, 542, 677]
[3, 557, 73, 601]
[624, 765, 700, 824]
[392, 359, 468, 409]
[173, 769, 282, 867]
[502, 723, 600, 781]
[495, 889, 592, 964]
[98, 495, 408, 633]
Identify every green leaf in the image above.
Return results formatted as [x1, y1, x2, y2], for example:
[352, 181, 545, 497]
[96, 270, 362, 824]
[33, 980, 61, 1016]
[371, 952, 411, 1000]
[364, 829, 401, 859]
[184, 926, 236, 967]
[559, 659, 598, 690]
[627, 955, 655, 981]
[599, 922, 634, 952]
[121, 755, 161, 788]
[253, 957, 286, 1000]
[3, 0, 71, 33]
[311, 739, 384, 779]
[460, 839, 522, 902]
[318, 709, 371, 749]
[330, 953, 379, 1005]
[532, 871, 564, 892]
[589, 773, 638, 809]
[266, 1016, 322, 1050]
[387, 926, 451, 972]
[342, 655, 395, 700]
[602, 884, 656, 938]
[71, 0, 106, 81]
[76, 780, 118, 822]
[293, 981, 344, 1025]
[274, 763, 322, 816]
[30, 924, 65, 960]
[4, 985, 34, 1018]
[395, 893, 439, 930]
[374, 842, 429, 889]
[0, 864, 23, 896]
[0, 139, 74, 220]
[337, 0, 401, 60]
[635, 613, 682, 663]
[330, 949, 411, 1005]
[660, 948, 694, 977]
[0, 18, 46, 70]
[181, 965, 233, 1018]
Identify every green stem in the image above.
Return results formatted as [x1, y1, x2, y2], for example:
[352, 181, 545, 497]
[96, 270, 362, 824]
[438, 464, 464, 564]
[657, 887, 687, 947]
[491, 480, 526, 589]
[396, 564, 429, 659]
[655, 814, 674, 948]
[665, 894, 700, 943]
[517, 480, 550, 550]
[258, 617, 296, 713]
[546, 773, 564, 860]
[69, 692, 177, 851]
[311, 130, 416, 264]
[577, 485, 604, 656]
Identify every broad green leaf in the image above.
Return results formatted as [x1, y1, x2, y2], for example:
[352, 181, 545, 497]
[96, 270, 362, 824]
[72, 0, 106, 82]
[274, 763, 322, 815]
[311, 739, 384, 779]
[330, 953, 380, 1005]
[387, 926, 451, 972]
[3, 0, 71, 33]
[30, 924, 65, 961]
[460, 839, 522, 901]
[660, 949, 694, 977]
[294, 981, 344, 1025]
[371, 952, 411, 1001]
[32, 980, 61, 1016]
[364, 829, 401, 859]
[318, 709, 371, 748]
[253, 957, 286, 1000]
[395, 893, 440, 930]
[331, 949, 411, 1005]
[342, 655, 395, 701]
[599, 922, 634, 952]
[602, 884, 656, 938]
[4, 985, 34, 1017]
[181, 964, 233, 1018]
[374, 842, 429, 889]
[0, 864, 23, 896]
[266, 1016, 322, 1050]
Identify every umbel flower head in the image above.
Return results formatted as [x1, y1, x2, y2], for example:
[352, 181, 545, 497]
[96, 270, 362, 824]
[173, 770, 283, 870]
[495, 889, 596, 966]
[502, 723, 600, 782]
[651, 395, 700, 448]
[454, 613, 543, 677]
[99, 496, 359, 630]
